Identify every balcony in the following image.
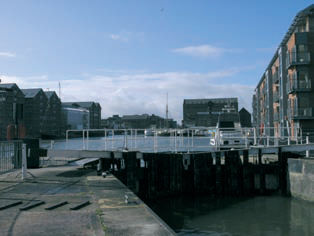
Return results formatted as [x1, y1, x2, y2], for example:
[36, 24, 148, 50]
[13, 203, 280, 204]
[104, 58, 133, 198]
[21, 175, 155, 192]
[289, 107, 314, 119]
[273, 112, 279, 121]
[272, 72, 279, 83]
[273, 91, 279, 102]
[286, 78, 311, 94]
[286, 52, 311, 68]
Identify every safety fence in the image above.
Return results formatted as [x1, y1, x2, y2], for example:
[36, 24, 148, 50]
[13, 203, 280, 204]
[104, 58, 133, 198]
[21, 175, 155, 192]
[0, 140, 22, 174]
[43, 127, 311, 153]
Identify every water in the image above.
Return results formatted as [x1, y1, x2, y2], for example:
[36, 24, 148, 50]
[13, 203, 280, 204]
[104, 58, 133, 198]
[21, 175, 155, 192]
[147, 195, 314, 236]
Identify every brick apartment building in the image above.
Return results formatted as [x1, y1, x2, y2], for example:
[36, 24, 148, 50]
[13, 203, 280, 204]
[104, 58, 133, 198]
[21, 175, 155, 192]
[0, 83, 25, 140]
[183, 98, 238, 127]
[252, 5, 314, 139]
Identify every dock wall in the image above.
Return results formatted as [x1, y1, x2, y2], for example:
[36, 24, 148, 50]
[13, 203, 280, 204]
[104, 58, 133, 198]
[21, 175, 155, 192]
[288, 158, 314, 202]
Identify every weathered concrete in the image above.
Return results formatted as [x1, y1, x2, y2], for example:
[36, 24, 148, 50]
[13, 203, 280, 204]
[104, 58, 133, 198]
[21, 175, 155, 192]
[288, 158, 314, 202]
[0, 166, 175, 236]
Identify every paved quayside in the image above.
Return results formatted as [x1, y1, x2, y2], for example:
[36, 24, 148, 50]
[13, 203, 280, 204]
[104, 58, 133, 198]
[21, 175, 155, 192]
[0, 166, 175, 236]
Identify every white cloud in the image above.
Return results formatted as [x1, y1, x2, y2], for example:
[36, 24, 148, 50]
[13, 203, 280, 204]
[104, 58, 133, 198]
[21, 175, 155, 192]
[109, 34, 125, 41]
[172, 44, 241, 57]
[108, 31, 144, 42]
[0, 52, 16, 58]
[2, 68, 254, 123]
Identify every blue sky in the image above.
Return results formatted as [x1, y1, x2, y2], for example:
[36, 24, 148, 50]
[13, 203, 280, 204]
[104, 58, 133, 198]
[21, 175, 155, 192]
[0, 0, 312, 122]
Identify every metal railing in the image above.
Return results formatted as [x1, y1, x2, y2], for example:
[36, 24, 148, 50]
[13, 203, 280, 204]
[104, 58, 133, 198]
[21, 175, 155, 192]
[289, 107, 313, 118]
[287, 78, 311, 93]
[0, 140, 22, 174]
[38, 127, 307, 153]
[273, 91, 280, 102]
[286, 51, 311, 68]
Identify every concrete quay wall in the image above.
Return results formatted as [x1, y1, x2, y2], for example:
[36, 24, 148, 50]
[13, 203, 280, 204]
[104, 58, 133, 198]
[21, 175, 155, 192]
[288, 158, 314, 202]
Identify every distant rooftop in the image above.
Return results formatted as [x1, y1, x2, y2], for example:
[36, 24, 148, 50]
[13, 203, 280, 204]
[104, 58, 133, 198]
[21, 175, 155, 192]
[21, 88, 43, 98]
[45, 91, 57, 99]
[122, 114, 150, 120]
[0, 83, 17, 90]
[63, 101, 95, 108]
[184, 98, 238, 105]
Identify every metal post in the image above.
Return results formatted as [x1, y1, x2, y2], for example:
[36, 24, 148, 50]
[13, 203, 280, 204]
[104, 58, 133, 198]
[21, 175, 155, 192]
[187, 129, 190, 153]
[104, 129, 107, 151]
[50, 140, 54, 149]
[154, 130, 157, 153]
[267, 136, 269, 147]
[174, 130, 177, 153]
[245, 134, 248, 148]
[87, 130, 89, 150]
[191, 129, 194, 152]
[253, 127, 257, 146]
[22, 143, 27, 180]
[66, 130, 69, 149]
[82, 130, 85, 150]
[288, 136, 291, 146]
[135, 129, 137, 149]
[111, 129, 114, 150]
[124, 129, 128, 150]
[306, 136, 310, 158]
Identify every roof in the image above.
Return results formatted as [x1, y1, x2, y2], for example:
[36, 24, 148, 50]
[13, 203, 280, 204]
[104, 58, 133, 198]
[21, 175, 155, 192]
[63, 101, 95, 108]
[45, 91, 57, 99]
[21, 88, 43, 98]
[256, 4, 314, 89]
[122, 114, 150, 120]
[184, 98, 238, 105]
[0, 83, 16, 90]
[239, 107, 250, 114]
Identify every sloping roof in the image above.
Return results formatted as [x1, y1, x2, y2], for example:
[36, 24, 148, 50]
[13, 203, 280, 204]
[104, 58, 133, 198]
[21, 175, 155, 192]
[63, 101, 95, 108]
[21, 88, 43, 98]
[0, 83, 16, 90]
[239, 107, 250, 114]
[45, 91, 57, 99]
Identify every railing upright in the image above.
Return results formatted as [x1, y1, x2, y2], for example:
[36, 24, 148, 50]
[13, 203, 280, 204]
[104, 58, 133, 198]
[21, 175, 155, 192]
[104, 129, 107, 151]
[306, 136, 310, 158]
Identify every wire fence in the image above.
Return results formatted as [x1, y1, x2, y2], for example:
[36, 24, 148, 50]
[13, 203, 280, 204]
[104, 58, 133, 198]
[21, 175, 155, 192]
[0, 140, 22, 174]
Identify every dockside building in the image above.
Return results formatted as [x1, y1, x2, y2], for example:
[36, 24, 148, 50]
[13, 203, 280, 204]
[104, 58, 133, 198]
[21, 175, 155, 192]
[0, 83, 25, 140]
[252, 5, 314, 139]
[183, 98, 238, 127]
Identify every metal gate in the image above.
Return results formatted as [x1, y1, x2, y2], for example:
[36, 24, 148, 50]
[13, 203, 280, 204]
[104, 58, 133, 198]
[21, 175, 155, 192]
[0, 140, 22, 174]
